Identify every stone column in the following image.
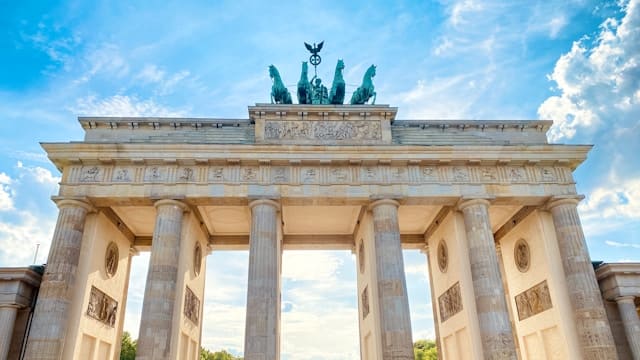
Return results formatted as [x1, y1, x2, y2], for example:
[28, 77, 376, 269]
[458, 198, 517, 360]
[369, 199, 414, 359]
[547, 197, 617, 359]
[24, 199, 93, 360]
[615, 296, 640, 359]
[0, 305, 18, 360]
[136, 199, 188, 360]
[244, 199, 281, 360]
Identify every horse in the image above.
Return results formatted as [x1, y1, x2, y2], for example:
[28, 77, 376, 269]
[297, 61, 312, 104]
[269, 64, 292, 104]
[329, 59, 345, 105]
[350, 64, 376, 105]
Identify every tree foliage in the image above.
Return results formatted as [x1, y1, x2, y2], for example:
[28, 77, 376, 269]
[200, 347, 243, 360]
[120, 332, 136, 360]
[413, 339, 438, 360]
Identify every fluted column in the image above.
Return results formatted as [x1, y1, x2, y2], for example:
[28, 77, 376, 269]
[458, 198, 516, 360]
[136, 199, 188, 360]
[547, 197, 617, 359]
[616, 296, 640, 359]
[244, 199, 281, 360]
[24, 199, 93, 360]
[369, 199, 414, 360]
[0, 305, 19, 360]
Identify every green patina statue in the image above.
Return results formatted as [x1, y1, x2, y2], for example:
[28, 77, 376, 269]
[329, 59, 345, 105]
[269, 42, 378, 106]
[310, 76, 329, 104]
[297, 62, 312, 104]
[350, 64, 376, 105]
[269, 64, 292, 104]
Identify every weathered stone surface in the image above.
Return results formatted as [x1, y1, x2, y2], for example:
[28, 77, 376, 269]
[244, 199, 281, 360]
[24, 199, 93, 360]
[615, 296, 640, 360]
[0, 305, 18, 360]
[136, 199, 187, 360]
[369, 199, 414, 360]
[548, 197, 618, 360]
[459, 198, 517, 360]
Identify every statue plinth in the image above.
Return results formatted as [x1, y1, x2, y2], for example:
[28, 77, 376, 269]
[249, 104, 396, 145]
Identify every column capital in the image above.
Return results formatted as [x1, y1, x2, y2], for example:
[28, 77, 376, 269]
[456, 196, 493, 211]
[128, 246, 139, 257]
[154, 198, 189, 212]
[616, 295, 636, 304]
[544, 195, 585, 210]
[368, 198, 400, 210]
[248, 198, 280, 211]
[52, 197, 95, 212]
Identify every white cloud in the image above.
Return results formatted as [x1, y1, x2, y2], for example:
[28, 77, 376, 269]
[448, 0, 484, 27]
[70, 95, 188, 117]
[605, 240, 640, 249]
[282, 250, 343, 282]
[137, 64, 166, 83]
[0, 209, 55, 265]
[539, 0, 640, 141]
[75, 43, 130, 84]
[16, 162, 60, 187]
[136, 64, 191, 95]
[579, 177, 640, 220]
[0, 173, 14, 211]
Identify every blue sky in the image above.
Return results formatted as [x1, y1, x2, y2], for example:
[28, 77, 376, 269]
[0, 0, 638, 358]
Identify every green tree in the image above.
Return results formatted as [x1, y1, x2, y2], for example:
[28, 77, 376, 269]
[413, 339, 438, 360]
[200, 347, 243, 360]
[120, 332, 136, 360]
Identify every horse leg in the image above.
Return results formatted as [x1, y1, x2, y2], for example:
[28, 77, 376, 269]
[372, 91, 377, 105]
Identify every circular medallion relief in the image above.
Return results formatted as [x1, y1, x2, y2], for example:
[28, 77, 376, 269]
[437, 240, 448, 273]
[104, 242, 119, 278]
[358, 240, 365, 274]
[514, 238, 530, 273]
[194, 243, 202, 276]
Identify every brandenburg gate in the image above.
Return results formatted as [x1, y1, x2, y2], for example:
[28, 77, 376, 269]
[19, 101, 625, 359]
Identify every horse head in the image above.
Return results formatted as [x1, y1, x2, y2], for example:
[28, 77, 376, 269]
[336, 59, 345, 71]
[269, 65, 278, 79]
[366, 64, 376, 79]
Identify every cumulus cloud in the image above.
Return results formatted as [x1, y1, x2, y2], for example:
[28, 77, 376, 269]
[579, 177, 640, 220]
[70, 94, 188, 117]
[0, 163, 61, 266]
[539, 0, 640, 141]
[0, 173, 15, 211]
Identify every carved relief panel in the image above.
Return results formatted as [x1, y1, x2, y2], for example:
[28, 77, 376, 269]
[87, 286, 118, 327]
[184, 286, 200, 325]
[515, 280, 553, 321]
[438, 282, 462, 322]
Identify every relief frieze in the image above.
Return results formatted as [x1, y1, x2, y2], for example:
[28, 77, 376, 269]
[86, 286, 118, 327]
[515, 280, 553, 321]
[184, 286, 200, 325]
[144, 166, 167, 182]
[264, 120, 382, 141]
[66, 164, 574, 186]
[80, 166, 103, 183]
[438, 282, 462, 322]
[113, 167, 133, 182]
